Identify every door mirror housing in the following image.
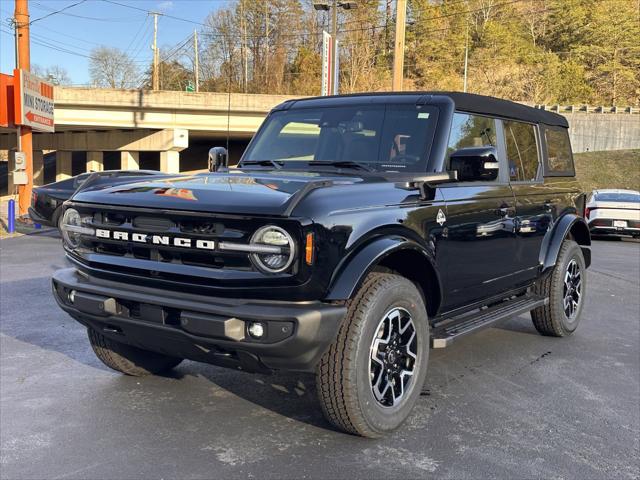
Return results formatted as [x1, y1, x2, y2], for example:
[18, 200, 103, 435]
[208, 147, 229, 172]
[449, 146, 499, 182]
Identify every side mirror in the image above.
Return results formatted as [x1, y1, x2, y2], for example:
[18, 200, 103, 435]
[208, 147, 228, 172]
[449, 146, 499, 182]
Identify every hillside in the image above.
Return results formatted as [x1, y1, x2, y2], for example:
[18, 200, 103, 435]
[574, 150, 640, 193]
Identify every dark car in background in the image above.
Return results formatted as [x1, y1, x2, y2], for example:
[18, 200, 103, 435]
[29, 170, 164, 228]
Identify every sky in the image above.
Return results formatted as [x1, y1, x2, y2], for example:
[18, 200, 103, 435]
[0, 0, 230, 85]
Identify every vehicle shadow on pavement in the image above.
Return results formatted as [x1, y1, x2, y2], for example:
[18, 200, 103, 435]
[163, 366, 336, 432]
[0, 274, 116, 373]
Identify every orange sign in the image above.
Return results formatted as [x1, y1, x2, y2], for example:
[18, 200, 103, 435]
[13, 68, 55, 132]
[0, 73, 16, 128]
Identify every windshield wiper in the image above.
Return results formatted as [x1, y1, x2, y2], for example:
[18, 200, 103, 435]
[239, 159, 284, 170]
[310, 160, 374, 172]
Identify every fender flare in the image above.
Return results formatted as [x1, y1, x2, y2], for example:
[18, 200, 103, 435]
[540, 214, 591, 271]
[325, 235, 441, 303]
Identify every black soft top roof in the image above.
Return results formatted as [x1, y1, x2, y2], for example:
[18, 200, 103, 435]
[279, 91, 569, 128]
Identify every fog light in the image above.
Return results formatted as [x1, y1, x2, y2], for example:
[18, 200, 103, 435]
[68, 290, 76, 303]
[248, 322, 265, 339]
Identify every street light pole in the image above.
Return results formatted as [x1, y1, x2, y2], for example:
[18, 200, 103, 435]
[331, 0, 338, 95]
[314, 1, 357, 95]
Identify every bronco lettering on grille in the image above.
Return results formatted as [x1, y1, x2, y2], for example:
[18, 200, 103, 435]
[95, 228, 216, 250]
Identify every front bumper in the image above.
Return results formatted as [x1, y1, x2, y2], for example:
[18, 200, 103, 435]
[52, 268, 346, 373]
[28, 206, 54, 227]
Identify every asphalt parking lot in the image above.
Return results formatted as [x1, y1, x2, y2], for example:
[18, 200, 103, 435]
[1, 232, 639, 479]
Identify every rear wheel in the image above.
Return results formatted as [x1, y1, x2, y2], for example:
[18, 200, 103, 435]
[316, 272, 429, 438]
[531, 240, 587, 336]
[88, 328, 182, 376]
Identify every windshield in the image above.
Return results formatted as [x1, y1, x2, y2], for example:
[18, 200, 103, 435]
[596, 192, 640, 203]
[242, 104, 439, 172]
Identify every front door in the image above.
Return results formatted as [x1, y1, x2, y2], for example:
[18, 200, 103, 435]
[436, 113, 518, 312]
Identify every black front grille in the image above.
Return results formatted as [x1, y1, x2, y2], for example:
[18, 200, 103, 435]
[78, 207, 256, 271]
[132, 216, 175, 230]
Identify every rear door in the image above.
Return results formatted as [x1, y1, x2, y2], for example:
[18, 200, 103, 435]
[437, 113, 518, 312]
[503, 120, 554, 284]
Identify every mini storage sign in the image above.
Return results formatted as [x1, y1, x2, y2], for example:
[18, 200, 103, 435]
[14, 68, 55, 133]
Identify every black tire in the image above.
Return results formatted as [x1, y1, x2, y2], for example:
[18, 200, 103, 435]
[88, 328, 182, 376]
[531, 240, 587, 337]
[54, 207, 63, 232]
[316, 272, 430, 438]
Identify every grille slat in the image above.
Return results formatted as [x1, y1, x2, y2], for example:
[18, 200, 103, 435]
[80, 209, 255, 271]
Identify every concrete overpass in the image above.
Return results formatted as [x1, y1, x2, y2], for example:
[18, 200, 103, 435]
[0, 88, 293, 192]
[1, 87, 638, 194]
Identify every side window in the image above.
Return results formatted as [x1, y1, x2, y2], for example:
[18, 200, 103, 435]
[446, 113, 497, 165]
[504, 120, 540, 182]
[545, 127, 574, 175]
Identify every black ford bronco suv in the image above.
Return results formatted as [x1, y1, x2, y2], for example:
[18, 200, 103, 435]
[52, 92, 590, 438]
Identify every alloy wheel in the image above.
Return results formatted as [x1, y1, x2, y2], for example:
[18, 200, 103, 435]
[563, 259, 582, 320]
[369, 307, 418, 408]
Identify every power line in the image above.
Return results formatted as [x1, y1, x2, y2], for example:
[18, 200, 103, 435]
[0, 26, 93, 58]
[124, 16, 150, 57]
[101, 0, 209, 27]
[33, 23, 103, 46]
[129, 20, 154, 61]
[32, 1, 145, 23]
[29, 0, 88, 25]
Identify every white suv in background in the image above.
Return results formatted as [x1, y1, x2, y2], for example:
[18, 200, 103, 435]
[586, 189, 640, 238]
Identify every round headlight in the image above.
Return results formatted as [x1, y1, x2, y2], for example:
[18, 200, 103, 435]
[250, 225, 296, 273]
[60, 208, 84, 248]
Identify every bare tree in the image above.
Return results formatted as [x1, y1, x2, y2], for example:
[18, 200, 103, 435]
[89, 46, 139, 89]
[31, 64, 72, 85]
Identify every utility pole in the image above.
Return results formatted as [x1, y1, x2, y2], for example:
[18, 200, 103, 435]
[331, 0, 338, 94]
[152, 12, 160, 91]
[264, 0, 269, 88]
[240, 0, 248, 93]
[14, 0, 33, 216]
[392, 0, 406, 91]
[463, 18, 469, 92]
[194, 29, 199, 92]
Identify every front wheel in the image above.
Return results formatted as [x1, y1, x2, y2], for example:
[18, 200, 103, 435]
[316, 272, 430, 438]
[531, 240, 587, 336]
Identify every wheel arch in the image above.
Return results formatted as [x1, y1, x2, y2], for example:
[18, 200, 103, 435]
[540, 213, 591, 271]
[325, 235, 442, 317]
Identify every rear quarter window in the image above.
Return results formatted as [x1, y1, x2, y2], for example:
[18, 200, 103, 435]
[544, 127, 574, 176]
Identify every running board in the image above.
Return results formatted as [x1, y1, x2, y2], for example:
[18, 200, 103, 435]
[431, 295, 548, 348]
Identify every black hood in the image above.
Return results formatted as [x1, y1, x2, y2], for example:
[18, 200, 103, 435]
[70, 170, 367, 216]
